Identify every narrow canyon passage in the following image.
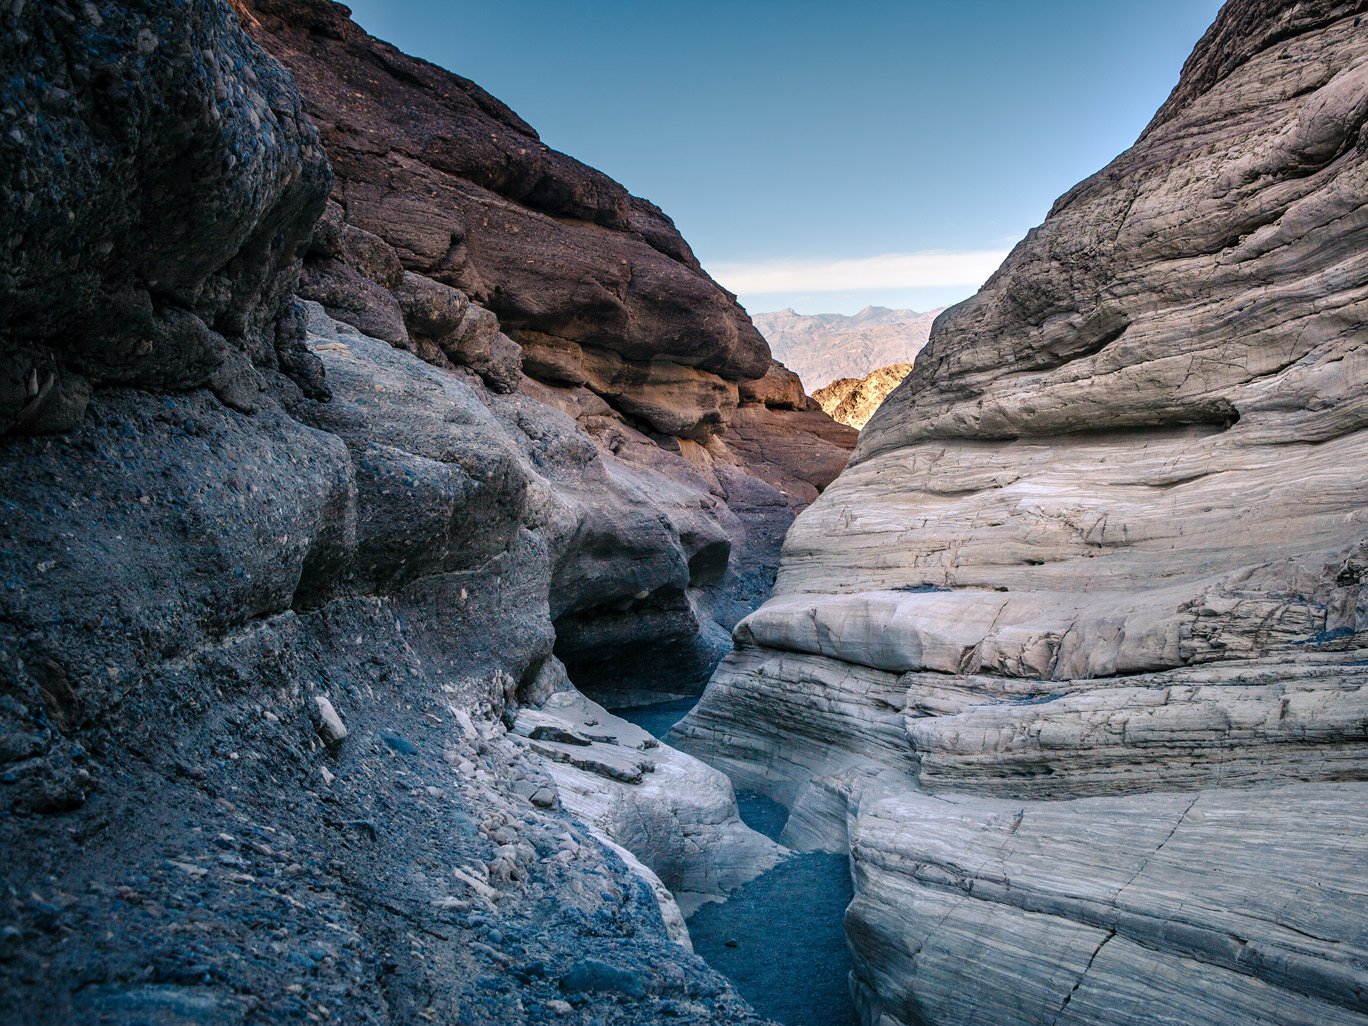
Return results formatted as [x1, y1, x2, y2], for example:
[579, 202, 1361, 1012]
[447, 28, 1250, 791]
[611, 695, 860, 1026]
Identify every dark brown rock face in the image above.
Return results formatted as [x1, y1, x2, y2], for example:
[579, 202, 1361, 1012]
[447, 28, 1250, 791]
[238, 0, 855, 695]
[240, 0, 770, 394]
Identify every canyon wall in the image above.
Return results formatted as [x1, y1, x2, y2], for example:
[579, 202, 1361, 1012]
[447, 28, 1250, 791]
[239, 0, 855, 699]
[0, 1, 852, 1022]
[676, 1, 1368, 1024]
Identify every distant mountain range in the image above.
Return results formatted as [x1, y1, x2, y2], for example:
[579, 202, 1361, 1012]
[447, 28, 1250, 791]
[751, 306, 943, 392]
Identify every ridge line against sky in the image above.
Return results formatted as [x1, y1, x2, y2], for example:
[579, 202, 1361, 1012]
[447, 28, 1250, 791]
[342, 0, 1225, 315]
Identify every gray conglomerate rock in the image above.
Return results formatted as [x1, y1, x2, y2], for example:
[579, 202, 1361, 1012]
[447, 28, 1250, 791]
[0, 0, 331, 433]
[0, 1, 805, 1022]
[675, 2, 1368, 1024]
[0, 306, 780, 1026]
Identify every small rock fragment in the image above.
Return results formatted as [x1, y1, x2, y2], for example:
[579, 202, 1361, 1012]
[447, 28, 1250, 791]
[312, 696, 347, 746]
[379, 730, 416, 755]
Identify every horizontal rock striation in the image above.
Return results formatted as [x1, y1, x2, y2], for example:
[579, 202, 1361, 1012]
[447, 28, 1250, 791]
[676, 2, 1368, 1024]
[240, 0, 856, 697]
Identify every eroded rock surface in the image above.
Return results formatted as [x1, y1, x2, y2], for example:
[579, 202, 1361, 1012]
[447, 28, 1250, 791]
[813, 363, 914, 429]
[239, 0, 856, 698]
[0, 0, 330, 434]
[676, 3, 1368, 1023]
[512, 691, 784, 919]
[0, 0, 846, 1021]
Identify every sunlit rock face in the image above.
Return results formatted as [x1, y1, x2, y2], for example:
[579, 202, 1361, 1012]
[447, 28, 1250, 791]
[676, 1, 1368, 1023]
[813, 364, 914, 429]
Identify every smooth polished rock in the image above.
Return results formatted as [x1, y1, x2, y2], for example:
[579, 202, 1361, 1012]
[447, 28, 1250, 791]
[676, 3, 1368, 1024]
[515, 692, 786, 919]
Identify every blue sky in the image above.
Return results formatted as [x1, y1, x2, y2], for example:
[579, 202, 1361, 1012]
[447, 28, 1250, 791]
[344, 0, 1224, 315]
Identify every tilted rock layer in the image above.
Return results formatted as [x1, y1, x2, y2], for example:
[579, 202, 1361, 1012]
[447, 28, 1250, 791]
[0, 0, 853, 1022]
[813, 363, 913, 429]
[676, 2, 1368, 1024]
[240, 0, 855, 695]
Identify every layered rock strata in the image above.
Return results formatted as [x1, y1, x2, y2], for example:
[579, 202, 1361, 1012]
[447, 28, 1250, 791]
[677, 2, 1368, 1023]
[0, 0, 849, 1021]
[813, 363, 914, 429]
[238, 0, 856, 698]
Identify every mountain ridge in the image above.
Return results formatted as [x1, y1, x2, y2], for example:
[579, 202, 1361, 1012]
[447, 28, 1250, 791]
[751, 306, 943, 391]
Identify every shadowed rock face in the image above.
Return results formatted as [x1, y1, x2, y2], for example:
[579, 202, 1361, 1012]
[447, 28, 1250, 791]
[237, 0, 856, 699]
[676, 2, 1368, 1024]
[0, 0, 332, 433]
[0, 1, 851, 1022]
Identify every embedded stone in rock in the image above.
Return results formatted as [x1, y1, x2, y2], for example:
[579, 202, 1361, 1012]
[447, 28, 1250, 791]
[312, 696, 348, 746]
[560, 959, 648, 999]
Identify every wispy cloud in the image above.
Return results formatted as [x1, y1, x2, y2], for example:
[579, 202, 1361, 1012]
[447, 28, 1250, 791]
[708, 249, 1010, 295]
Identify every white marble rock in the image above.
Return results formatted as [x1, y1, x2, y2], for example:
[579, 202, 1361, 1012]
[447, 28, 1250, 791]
[675, 3, 1368, 1023]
